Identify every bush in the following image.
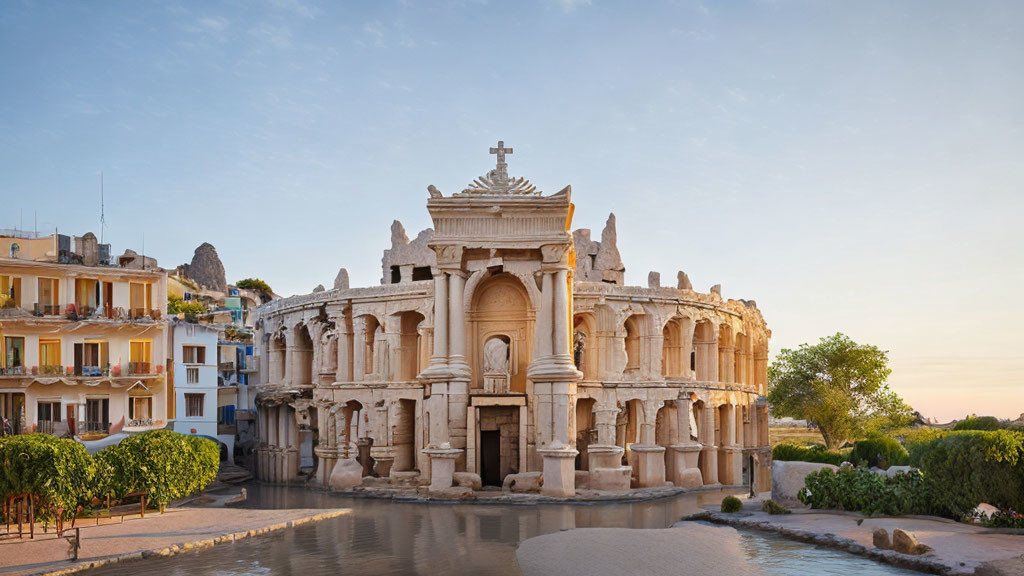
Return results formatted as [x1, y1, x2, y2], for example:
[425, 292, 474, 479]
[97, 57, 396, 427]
[954, 416, 1003, 431]
[772, 443, 849, 466]
[799, 466, 930, 516]
[849, 435, 909, 469]
[912, 430, 1024, 519]
[979, 509, 1024, 529]
[0, 434, 94, 522]
[721, 495, 743, 513]
[761, 499, 791, 514]
[92, 430, 219, 509]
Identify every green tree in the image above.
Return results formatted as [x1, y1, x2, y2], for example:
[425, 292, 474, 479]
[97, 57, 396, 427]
[767, 333, 911, 449]
[235, 278, 273, 302]
[167, 294, 205, 321]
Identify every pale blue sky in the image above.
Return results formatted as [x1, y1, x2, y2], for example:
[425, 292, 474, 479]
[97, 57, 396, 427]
[1, 1, 1021, 420]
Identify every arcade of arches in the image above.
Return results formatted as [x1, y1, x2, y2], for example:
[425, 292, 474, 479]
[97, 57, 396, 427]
[253, 143, 771, 496]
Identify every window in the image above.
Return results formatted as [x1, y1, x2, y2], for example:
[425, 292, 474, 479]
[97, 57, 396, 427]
[39, 339, 61, 372]
[74, 278, 100, 315]
[75, 340, 109, 376]
[412, 266, 433, 281]
[3, 336, 25, 370]
[85, 398, 109, 433]
[0, 275, 21, 308]
[182, 345, 206, 364]
[128, 397, 152, 420]
[129, 340, 152, 375]
[37, 278, 59, 315]
[37, 401, 61, 422]
[186, 366, 200, 384]
[390, 265, 401, 284]
[129, 282, 150, 318]
[185, 393, 204, 417]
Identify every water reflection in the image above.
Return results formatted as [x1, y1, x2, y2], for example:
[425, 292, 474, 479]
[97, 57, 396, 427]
[85, 484, 919, 576]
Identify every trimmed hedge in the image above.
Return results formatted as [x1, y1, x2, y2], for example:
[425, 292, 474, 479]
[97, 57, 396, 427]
[849, 435, 909, 469]
[721, 495, 743, 513]
[0, 434, 94, 522]
[799, 466, 929, 516]
[772, 443, 850, 466]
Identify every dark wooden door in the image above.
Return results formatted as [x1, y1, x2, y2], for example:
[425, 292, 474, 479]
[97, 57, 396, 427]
[480, 430, 501, 486]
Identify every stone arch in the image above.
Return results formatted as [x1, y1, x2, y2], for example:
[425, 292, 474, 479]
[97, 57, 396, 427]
[692, 320, 715, 381]
[271, 328, 287, 384]
[292, 323, 314, 386]
[339, 399, 365, 459]
[463, 267, 542, 313]
[661, 315, 692, 378]
[735, 332, 750, 385]
[396, 310, 425, 380]
[718, 324, 735, 383]
[573, 312, 598, 380]
[623, 315, 643, 376]
[468, 273, 533, 393]
[358, 314, 384, 379]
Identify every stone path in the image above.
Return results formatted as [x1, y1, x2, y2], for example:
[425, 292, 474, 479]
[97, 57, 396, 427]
[0, 507, 350, 576]
[694, 506, 1024, 575]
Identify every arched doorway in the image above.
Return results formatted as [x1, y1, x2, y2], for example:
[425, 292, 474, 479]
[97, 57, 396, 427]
[397, 311, 425, 381]
[468, 273, 533, 393]
[575, 397, 596, 470]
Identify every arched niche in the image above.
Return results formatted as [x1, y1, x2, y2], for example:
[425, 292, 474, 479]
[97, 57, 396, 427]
[623, 315, 643, 376]
[573, 313, 598, 380]
[468, 273, 533, 393]
[293, 323, 314, 386]
[397, 311, 425, 381]
[662, 316, 692, 378]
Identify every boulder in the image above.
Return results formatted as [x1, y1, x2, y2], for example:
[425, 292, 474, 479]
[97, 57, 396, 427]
[184, 242, 227, 292]
[453, 471, 482, 491]
[333, 268, 350, 290]
[503, 471, 543, 493]
[885, 465, 916, 478]
[771, 461, 839, 504]
[328, 458, 364, 491]
[872, 527, 892, 550]
[893, 528, 932, 555]
[312, 284, 325, 293]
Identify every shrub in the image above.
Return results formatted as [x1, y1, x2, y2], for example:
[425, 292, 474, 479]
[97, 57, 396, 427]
[849, 435, 909, 469]
[772, 443, 849, 466]
[799, 466, 930, 516]
[761, 499, 791, 515]
[912, 430, 1024, 519]
[721, 495, 743, 513]
[92, 430, 219, 509]
[0, 434, 94, 522]
[954, 417, 1003, 431]
[979, 509, 1024, 529]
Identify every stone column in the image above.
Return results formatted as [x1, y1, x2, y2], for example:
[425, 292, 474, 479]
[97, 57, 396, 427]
[588, 406, 625, 471]
[701, 403, 719, 485]
[431, 272, 449, 368]
[553, 269, 570, 358]
[669, 392, 703, 488]
[352, 316, 366, 382]
[720, 403, 742, 486]
[448, 272, 470, 378]
[536, 272, 553, 358]
[633, 400, 665, 488]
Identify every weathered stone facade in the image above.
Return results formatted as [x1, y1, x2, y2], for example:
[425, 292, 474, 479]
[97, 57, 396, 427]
[252, 143, 771, 496]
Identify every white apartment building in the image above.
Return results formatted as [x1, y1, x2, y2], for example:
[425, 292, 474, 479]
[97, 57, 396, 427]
[170, 321, 219, 439]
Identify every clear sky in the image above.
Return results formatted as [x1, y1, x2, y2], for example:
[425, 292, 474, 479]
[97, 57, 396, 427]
[1, 1, 1021, 421]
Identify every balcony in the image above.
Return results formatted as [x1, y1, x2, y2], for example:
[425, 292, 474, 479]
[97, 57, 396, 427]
[35, 365, 66, 376]
[75, 365, 110, 377]
[36, 420, 57, 435]
[128, 362, 152, 376]
[219, 362, 236, 372]
[82, 421, 110, 435]
[0, 366, 25, 376]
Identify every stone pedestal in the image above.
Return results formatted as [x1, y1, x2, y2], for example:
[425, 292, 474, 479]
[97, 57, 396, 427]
[587, 444, 624, 471]
[423, 447, 462, 492]
[632, 444, 666, 488]
[721, 446, 743, 486]
[538, 446, 579, 498]
[590, 467, 632, 492]
[372, 455, 395, 479]
[668, 443, 704, 489]
[314, 446, 340, 487]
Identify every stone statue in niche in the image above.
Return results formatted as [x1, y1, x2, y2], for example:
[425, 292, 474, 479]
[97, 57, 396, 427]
[573, 331, 586, 372]
[483, 336, 510, 394]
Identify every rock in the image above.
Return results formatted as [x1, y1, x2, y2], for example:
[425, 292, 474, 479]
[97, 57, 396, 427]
[183, 242, 227, 292]
[647, 271, 661, 288]
[975, 556, 1024, 576]
[771, 461, 839, 505]
[710, 284, 722, 297]
[574, 470, 591, 490]
[380, 220, 435, 284]
[594, 213, 625, 285]
[333, 268, 350, 290]
[886, 465, 916, 478]
[502, 471, 543, 493]
[975, 503, 1001, 519]
[453, 471, 482, 491]
[872, 527, 892, 550]
[677, 271, 693, 290]
[436, 486, 474, 499]
[312, 284, 325, 293]
[893, 528, 931, 555]
[328, 458, 364, 491]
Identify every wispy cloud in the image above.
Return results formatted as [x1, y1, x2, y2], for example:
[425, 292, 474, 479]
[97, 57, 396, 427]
[363, 21, 385, 47]
[553, 0, 592, 14]
[250, 23, 292, 49]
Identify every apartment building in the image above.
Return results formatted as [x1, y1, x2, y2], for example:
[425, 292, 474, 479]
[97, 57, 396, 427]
[0, 231, 168, 437]
[170, 321, 218, 438]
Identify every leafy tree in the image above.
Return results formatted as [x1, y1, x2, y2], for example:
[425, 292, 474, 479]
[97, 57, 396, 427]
[167, 294, 205, 320]
[767, 333, 911, 449]
[235, 278, 273, 301]
[953, 416, 1003, 431]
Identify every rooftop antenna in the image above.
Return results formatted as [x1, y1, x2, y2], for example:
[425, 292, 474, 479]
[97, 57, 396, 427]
[100, 172, 106, 245]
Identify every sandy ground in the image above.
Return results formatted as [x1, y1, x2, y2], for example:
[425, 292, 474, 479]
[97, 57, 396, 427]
[516, 524, 761, 576]
[0, 507, 349, 576]
[700, 507, 1024, 574]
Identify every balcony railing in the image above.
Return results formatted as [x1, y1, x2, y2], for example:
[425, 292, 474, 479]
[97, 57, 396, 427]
[128, 362, 152, 376]
[75, 365, 110, 377]
[36, 420, 57, 435]
[127, 418, 153, 428]
[37, 365, 65, 376]
[34, 303, 60, 316]
[219, 362, 236, 371]
[82, 421, 110, 434]
[0, 366, 25, 376]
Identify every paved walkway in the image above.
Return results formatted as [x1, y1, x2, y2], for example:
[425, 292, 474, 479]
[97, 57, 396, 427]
[697, 505, 1024, 575]
[0, 507, 350, 576]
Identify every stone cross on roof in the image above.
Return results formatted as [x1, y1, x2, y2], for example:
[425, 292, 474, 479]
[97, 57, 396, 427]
[459, 140, 540, 196]
[489, 140, 513, 185]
